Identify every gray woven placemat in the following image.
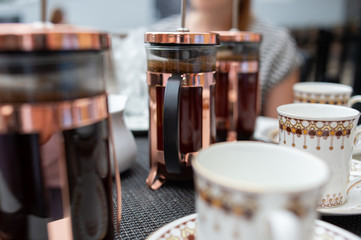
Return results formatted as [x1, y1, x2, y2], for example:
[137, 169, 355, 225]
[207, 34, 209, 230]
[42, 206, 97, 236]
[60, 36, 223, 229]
[321, 215, 361, 236]
[114, 135, 361, 239]
[115, 136, 195, 240]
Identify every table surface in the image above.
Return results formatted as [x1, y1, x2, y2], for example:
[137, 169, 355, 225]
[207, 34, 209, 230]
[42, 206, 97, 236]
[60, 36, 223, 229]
[117, 134, 361, 240]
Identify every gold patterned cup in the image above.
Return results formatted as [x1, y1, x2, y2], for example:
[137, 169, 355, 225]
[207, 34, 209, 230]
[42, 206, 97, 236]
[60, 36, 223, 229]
[193, 141, 330, 240]
[293, 82, 361, 107]
[277, 103, 361, 208]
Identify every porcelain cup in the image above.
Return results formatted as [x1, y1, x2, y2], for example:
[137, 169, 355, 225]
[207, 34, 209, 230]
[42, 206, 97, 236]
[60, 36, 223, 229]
[193, 141, 330, 240]
[293, 82, 361, 107]
[277, 103, 361, 208]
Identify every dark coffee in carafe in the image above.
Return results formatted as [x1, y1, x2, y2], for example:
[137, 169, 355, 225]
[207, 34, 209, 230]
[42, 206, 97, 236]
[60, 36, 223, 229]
[0, 24, 120, 240]
[214, 31, 262, 141]
[145, 32, 219, 189]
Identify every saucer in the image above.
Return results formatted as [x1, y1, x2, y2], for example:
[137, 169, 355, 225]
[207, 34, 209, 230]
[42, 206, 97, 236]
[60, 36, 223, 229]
[351, 159, 361, 173]
[254, 116, 279, 143]
[318, 175, 361, 216]
[317, 159, 361, 216]
[124, 113, 149, 132]
[146, 213, 361, 240]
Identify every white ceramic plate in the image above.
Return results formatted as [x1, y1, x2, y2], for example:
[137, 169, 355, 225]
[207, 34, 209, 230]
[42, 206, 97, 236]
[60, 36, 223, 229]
[351, 159, 361, 173]
[253, 116, 279, 143]
[146, 213, 361, 240]
[108, 94, 127, 114]
[318, 166, 361, 216]
[124, 114, 149, 132]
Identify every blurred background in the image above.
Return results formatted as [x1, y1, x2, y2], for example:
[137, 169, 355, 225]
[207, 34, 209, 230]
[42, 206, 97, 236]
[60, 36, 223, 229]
[0, 0, 360, 103]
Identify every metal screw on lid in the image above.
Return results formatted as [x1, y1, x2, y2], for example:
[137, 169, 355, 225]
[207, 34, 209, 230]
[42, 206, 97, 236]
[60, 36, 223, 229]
[41, 0, 47, 23]
[230, 0, 239, 32]
[177, 0, 189, 32]
[145, 0, 220, 45]
[211, 0, 262, 43]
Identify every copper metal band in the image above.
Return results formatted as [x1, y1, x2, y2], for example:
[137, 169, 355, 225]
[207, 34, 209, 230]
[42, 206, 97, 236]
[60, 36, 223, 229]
[0, 23, 110, 51]
[214, 31, 262, 43]
[217, 60, 259, 74]
[201, 82, 211, 151]
[0, 94, 108, 134]
[147, 71, 216, 87]
[146, 71, 215, 189]
[145, 32, 220, 45]
[230, 63, 238, 135]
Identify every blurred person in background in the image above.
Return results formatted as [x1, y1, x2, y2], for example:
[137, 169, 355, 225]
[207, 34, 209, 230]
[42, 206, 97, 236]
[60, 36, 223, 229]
[113, 0, 302, 119]
[152, 0, 302, 118]
[50, 7, 66, 24]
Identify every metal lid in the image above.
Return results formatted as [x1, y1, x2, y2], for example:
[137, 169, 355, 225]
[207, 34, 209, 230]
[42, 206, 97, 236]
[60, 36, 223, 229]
[214, 31, 262, 43]
[0, 23, 110, 52]
[145, 32, 220, 45]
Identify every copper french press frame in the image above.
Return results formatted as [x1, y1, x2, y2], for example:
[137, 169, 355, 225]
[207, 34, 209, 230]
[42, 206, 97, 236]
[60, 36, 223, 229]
[214, 31, 262, 141]
[145, 32, 220, 190]
[146, 72, 216, 189]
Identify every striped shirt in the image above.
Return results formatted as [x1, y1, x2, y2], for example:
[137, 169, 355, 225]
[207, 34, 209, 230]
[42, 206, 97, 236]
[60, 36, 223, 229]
[151, 15, 303, 111]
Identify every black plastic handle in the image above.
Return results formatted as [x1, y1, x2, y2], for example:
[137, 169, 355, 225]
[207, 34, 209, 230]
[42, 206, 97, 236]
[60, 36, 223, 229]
[163, 74, 182, 174]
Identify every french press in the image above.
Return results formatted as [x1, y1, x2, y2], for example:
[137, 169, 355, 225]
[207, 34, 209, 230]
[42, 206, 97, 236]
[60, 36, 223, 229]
[145, 32, 220, 189]
[215, 31, 262, 141]
[0, 23, 121, 240]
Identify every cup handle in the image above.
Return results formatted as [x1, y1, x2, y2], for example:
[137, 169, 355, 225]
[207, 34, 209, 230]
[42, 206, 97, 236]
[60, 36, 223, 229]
[348, 95, 361, 108]
[163, 74, 182, 174]
[352, 126, 361, 155]
[266, 210, 301, 240]
[347, 178, 361, 195]
[349, 126, 361, 195]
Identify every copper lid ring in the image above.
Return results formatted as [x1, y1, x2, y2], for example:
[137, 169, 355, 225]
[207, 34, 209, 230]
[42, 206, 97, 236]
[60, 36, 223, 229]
[145, 32, 220, 45]
[214, 31, 262, 43]
[0, 23, 110, 51]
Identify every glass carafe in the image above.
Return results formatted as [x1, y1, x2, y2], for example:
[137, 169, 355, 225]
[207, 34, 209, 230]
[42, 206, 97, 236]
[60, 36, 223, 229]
[0, 23, 120, 240]
[145, 32, 219, 189]
[215, 31, 262, 141]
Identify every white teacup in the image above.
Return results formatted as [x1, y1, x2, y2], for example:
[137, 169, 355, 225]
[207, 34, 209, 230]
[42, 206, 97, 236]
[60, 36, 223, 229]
[293, 82, 361, 107]
[277, 103, 361, 208]
[193, 141, 330, 240]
